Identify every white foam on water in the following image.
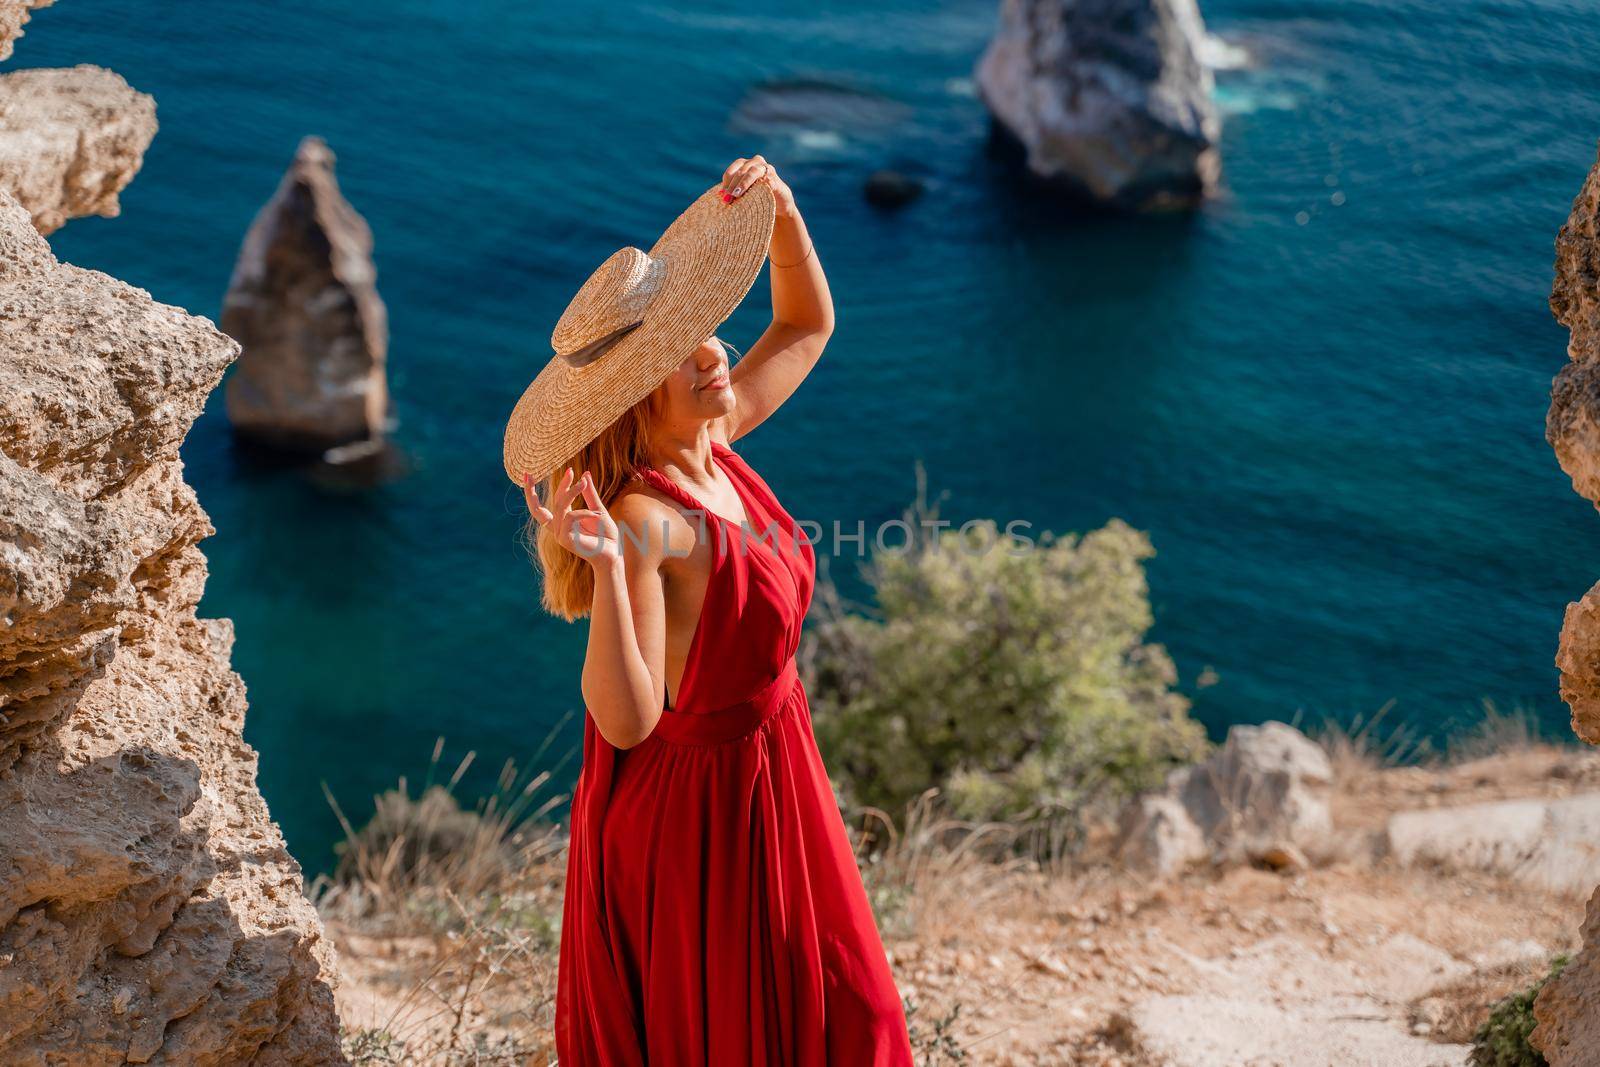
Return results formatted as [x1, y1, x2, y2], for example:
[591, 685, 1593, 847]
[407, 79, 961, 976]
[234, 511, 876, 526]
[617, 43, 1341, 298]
[1214, 83, 1298, 116]
[1200, 33, 1254, 71]
[793, 129, 847, 152]
[944, 76, 977, 98]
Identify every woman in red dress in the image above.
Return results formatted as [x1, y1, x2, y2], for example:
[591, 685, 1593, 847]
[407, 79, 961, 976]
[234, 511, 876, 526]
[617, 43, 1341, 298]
[502, 158, 913, 1065]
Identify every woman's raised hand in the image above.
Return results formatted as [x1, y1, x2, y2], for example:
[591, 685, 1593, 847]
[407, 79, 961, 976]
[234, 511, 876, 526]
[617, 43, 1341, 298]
[720, 154, 796, 219]
[523, 468, 623, 568]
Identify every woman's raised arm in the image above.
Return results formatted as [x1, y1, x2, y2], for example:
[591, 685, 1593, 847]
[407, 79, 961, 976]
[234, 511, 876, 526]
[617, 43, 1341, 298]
[718, 156, 834, 441]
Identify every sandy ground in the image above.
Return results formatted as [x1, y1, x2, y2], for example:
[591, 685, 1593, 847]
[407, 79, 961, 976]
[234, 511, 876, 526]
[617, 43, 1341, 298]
[329, 743, 1600, 1064]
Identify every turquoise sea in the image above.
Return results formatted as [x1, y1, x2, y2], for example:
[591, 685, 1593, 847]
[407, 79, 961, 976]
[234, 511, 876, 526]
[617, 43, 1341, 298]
[23, 0, 1600, 871]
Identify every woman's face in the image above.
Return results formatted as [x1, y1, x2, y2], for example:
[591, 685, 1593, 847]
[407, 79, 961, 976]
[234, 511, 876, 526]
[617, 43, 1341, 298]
[654, 335, 736, 426]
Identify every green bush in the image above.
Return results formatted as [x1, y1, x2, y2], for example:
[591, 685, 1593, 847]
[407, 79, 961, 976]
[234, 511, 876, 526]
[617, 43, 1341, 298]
[805, 487, 1208, 831]
[1469, 954, 1570, 1067]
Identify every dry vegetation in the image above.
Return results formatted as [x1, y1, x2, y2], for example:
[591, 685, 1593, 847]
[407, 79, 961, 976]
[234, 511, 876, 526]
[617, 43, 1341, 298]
[320, 713, 1597, 1065]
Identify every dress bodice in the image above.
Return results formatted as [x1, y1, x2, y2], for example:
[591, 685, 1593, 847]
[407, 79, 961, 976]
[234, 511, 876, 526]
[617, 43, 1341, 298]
[633, 441, 815, 715]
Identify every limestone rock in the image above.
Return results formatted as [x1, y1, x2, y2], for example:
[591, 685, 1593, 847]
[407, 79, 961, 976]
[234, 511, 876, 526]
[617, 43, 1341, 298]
[0, 65, 157, 235]
[1383, 793, 1600, 894]
[1549, 143, 1600, 747]
[1556, 582, 1600, 746]
[1175, 721, 1334, 849]
[1114, 793, 1207, 877]
[1115, 721, 1333, 876]
[1534, 142, 1600, 1067]
[222, 135, 390, 453]
[1534, 883, 1600, 1064]
[0, 0, 53, 62]
[975, 0, 1221, 210]
[0, 190, 343, 1064]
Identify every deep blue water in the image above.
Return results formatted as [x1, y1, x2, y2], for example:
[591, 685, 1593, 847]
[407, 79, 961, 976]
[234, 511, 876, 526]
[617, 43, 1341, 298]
[21, 0, 1600, 872]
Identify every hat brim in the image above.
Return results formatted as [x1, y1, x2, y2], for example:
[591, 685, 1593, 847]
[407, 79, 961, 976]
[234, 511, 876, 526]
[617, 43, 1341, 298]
[502, 181, 776, 485]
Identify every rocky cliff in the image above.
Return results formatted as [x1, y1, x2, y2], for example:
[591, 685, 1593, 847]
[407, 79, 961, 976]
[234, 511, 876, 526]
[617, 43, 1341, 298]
[0, 65, 156, 235]
[0, 0, 51, 62]
[0, 9, 343, 1065]
[1532, 143, 1600, 1065]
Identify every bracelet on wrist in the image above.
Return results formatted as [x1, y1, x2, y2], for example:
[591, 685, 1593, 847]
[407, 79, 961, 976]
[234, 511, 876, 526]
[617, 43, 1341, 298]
[772, 242, 815, 269]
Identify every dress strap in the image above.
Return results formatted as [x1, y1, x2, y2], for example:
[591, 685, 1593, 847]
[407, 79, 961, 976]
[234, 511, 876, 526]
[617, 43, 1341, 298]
[633, 464, 706, 514]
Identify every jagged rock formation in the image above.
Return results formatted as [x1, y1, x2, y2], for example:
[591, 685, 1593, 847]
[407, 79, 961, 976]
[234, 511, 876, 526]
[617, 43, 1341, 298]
[1534, 888, 1600, 1064]
[0, 0, 52, 61]
[0, 187, 342, 1063]
[975, 0, 1221, 210]
[1114, 721, 1332, 876]
[1549, 155, 1600, 748]
[1533, 142, 1600, 1066]
[222, 136, 391, 454]
[0, 9, 342, 1063]
[0, 65, 156, 235]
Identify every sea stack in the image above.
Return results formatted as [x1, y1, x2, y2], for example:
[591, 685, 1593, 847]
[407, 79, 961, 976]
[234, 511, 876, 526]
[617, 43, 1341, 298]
[222, 135, 391, 454]
[1532, 143, 1600, 1065]
[975, 0, 1221, 211]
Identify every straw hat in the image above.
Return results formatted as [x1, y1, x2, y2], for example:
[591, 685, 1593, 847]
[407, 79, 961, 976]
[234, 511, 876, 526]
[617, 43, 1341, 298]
[502, 180, 776, 485]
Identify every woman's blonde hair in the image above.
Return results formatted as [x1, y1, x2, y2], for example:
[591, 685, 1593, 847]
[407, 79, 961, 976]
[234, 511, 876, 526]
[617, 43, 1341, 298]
[528, 387, 663, 621]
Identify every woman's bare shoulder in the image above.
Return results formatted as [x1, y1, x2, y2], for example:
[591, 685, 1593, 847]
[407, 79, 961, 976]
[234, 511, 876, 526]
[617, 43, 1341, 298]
[611, 482, 697, 562]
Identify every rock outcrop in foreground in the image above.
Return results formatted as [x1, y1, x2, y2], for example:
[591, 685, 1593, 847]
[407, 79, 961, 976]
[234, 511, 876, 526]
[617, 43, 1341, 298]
[0, 65, 156, 235]
[1533, 142, 1600, 1066]
[0, 188, 342, 1062]
[0, 0, 51, 61]
[222, 135, 391, 454]
[0, 9, 340, 1061]
[975, 0, 1221, 210]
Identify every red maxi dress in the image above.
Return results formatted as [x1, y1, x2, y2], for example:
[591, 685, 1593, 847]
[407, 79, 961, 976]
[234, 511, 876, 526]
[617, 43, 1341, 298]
[555, 441, 914, 1065]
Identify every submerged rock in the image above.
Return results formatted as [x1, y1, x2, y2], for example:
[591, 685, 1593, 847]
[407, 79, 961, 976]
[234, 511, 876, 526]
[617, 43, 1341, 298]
[222, 135, 391, 454]
[730, 76, 912, 138]
[1534, 141, 1600, 1067]
[864, 169, 925, 210]
[975, 0, 1222, 210]
[0, 189, 342, 1062]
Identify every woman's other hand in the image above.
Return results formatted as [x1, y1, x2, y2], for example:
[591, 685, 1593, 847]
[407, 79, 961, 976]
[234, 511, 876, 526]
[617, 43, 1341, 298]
[524, 468, 623, 569]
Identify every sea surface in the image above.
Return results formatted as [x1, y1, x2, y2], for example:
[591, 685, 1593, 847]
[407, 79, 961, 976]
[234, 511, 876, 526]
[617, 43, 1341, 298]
[21, 0, 1600, 872]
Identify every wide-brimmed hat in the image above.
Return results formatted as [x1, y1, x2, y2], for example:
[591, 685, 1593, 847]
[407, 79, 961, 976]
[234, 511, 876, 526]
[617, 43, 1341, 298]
[502, 180, 776, 485]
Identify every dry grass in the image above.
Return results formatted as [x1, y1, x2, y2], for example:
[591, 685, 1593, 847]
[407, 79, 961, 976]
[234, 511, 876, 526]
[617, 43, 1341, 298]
[855, 788, 1034, 945]
[1444, 700, 1549, 764]
[1412, 956, 1556, 1045]
[316, 740, 567, 1066]
[1305, 700, 1430, 792]
[320, 712, 1589, 1065]
[1308, 697, 1556, 792]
